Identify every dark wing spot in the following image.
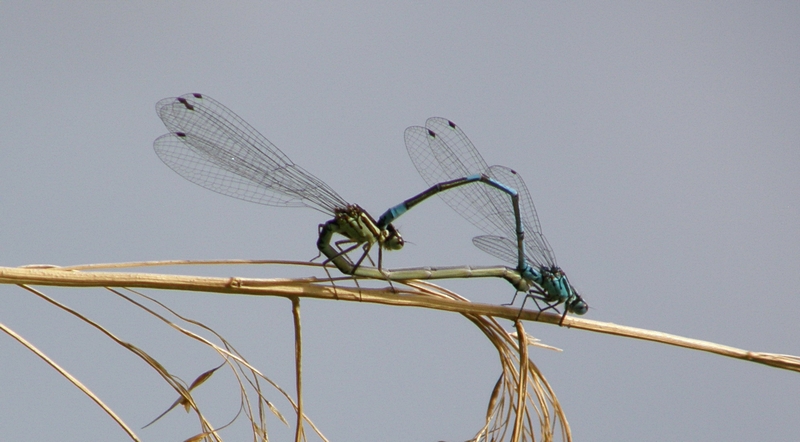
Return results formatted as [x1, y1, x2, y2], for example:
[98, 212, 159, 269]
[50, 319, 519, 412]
[177, 98, 194, 110]
[427, 129, 436, 138]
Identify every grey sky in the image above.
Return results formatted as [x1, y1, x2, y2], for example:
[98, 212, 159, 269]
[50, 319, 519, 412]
[1, 2, 799, 441]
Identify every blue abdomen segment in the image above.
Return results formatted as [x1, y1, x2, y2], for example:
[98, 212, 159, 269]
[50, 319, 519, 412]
[377, 204, 409, 227]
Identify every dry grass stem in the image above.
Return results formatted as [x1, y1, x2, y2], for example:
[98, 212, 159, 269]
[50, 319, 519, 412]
[109, 287, 328, 441]
[2, 264, 797, 373]
[291, 297, 306, 442]
[18, 284, 223, 440]
[10, 281, 328, 441]
[405, 280, 569, 441]
[4, 260, 800, 442]
[0, 318, 141, 441]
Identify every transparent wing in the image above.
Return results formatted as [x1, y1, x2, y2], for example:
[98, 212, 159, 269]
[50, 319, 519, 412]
[483, 165, 542, 234]
[474, 231, 557, 270]
[406, 118, 557, 266]
[405, 121, 514, 238]
[472, 235, 520, 266]
[484, 165, 556, 267]
[425, 117, 489, 174]
[154, 93, 348, 214]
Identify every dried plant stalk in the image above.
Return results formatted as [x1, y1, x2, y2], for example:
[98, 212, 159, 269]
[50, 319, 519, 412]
[2, 264, 798, 373]
[0, 319, 141, 441]
[404, 280, 569, 441]
[4, 261, 800, 442]
[5, 280, 328, 441]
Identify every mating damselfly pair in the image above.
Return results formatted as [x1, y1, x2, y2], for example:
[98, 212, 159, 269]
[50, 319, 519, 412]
[154, 93, 587, 320]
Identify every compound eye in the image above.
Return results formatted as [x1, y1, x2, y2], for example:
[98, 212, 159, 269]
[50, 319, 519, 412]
[386, 236, 404, 250]
[384, 225, 404, 250]
[570, 300, 589, 315]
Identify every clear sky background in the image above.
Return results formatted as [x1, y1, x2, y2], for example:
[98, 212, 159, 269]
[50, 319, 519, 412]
[1, 2, 799, 441]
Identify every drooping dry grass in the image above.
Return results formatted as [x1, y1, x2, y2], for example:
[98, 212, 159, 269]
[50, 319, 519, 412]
[9, 281, 328, 442]
[2, 261, 800, 441]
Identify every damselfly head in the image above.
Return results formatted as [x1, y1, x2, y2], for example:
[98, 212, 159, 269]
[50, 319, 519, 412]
[562, 274, 588, 315]
[383, 224, 404, 250]
[568, 295, 589, 315]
